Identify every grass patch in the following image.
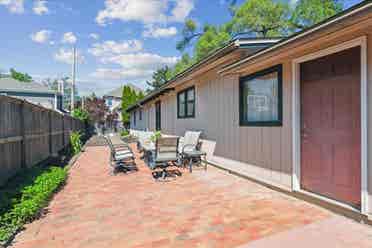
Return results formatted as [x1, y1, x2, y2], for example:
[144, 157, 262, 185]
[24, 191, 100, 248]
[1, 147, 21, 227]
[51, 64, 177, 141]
[0, 166, 67, 243]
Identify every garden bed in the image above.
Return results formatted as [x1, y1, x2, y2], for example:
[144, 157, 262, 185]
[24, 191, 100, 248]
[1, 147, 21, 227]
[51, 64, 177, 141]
[0, 132, 89, 247]
[0, 165, 67, 246]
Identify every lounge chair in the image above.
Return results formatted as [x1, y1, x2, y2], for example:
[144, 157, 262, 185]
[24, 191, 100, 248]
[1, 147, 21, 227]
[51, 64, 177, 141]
[151, 137, 180, 180]
[104, 135, 137, 175]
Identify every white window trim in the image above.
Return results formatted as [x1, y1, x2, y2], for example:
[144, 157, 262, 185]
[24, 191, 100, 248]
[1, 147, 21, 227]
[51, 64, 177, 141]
[292, 36, 368, 214]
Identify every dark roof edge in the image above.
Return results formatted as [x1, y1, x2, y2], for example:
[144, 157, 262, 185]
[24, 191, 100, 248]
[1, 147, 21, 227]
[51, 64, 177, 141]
[126, 37, 280, 112]
[127, 88, 175, 112]
[220, 0, 372, 73]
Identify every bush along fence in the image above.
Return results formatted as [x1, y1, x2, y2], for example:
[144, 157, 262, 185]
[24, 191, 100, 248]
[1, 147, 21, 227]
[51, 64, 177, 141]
[0, 166, 68, 245]
[0, 95, 85, 186]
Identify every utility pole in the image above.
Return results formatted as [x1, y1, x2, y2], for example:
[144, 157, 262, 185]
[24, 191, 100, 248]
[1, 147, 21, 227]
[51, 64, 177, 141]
[82, 96, 85, 110]
[71, 45, 76, 112]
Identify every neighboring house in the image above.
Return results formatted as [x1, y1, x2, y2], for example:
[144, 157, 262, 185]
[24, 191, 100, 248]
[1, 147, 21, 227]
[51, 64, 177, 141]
[0, 77, 63, 111]
[103, 83, 142, 128]
[127, 2, 372, 217]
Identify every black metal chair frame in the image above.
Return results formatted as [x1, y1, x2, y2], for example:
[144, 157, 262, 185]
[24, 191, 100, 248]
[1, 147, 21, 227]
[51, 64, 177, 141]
[104, 136, 137, 175]
[151, 137, 180, 180]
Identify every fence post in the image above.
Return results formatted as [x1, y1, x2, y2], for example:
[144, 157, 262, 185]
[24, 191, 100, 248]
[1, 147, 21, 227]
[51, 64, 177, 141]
[62, 114, 65, 148]
[20, 100, 26, 168]
[49, 111, 52, 156]
[70, 116, 73, 133]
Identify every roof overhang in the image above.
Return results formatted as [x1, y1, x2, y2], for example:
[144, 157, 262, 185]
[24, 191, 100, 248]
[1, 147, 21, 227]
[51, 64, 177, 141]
[125, 37, 280, 112]
[126, 88, 175, 112]
[219, 1, 372, 74]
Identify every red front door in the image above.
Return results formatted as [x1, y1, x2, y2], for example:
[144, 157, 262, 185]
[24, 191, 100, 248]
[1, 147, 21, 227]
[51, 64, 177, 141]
[300, 47, 361, 208]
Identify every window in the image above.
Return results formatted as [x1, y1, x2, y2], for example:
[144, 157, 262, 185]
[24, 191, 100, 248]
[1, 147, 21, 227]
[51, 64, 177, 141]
[107, 98, 112, 107]
[155, 101, 161, 131]
[133, 111, 136, 126]
[139, 109, 142, 120]
[239, 65, 282, 126]
[177, 86, 195, 118]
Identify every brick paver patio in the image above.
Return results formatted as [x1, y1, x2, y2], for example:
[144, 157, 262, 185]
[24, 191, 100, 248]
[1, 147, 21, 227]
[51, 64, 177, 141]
[9, 144, 372, 248]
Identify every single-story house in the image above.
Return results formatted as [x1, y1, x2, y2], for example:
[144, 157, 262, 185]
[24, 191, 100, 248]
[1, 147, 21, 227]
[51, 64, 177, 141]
[127, 1, 372, 217]
[0, 77, 63, 111]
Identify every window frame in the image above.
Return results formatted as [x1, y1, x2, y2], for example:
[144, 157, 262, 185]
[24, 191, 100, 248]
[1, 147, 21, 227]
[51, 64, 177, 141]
[239, 64, 283, 127]
[177, 86, 195, 119]
[133, 110, 137, 126]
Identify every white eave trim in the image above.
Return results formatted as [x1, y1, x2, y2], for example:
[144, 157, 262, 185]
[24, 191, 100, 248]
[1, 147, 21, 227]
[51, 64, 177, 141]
[219, 2, 372, 74]
[237, 39, 282, 46]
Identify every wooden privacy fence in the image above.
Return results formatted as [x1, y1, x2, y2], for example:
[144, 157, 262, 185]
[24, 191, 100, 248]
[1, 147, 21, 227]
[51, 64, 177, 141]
[0, 96, 85, 186]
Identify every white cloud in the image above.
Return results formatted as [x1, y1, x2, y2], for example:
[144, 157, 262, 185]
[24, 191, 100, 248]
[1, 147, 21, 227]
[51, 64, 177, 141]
[103, 52, 178, 69]
[91, 52, 178, 81]
[91, 68, 154, 80]
[143, 25, 177, 38]
[61, 32, 77, 44]
[30, 30, 52, 44]
[33, 0, 48, 15]
[89, 33, 100, 40]
[169, 0, 194, 22]
[54, 48, 85, 64]
[88, 40, 143, 57]
[0, 0, 24, 14]
[96, 0, 194, 25]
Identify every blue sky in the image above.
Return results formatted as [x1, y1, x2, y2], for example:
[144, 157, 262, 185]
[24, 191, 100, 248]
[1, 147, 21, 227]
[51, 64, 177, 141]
[0, 0, 363, 96]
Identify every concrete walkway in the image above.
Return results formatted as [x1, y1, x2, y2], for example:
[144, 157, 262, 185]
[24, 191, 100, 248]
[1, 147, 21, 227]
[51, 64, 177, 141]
[9, 145, 372, 248]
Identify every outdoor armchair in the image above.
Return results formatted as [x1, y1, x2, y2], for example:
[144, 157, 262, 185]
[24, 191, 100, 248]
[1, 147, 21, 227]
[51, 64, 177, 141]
[178, 131, 202, 166]
[151, 137, 180, 180]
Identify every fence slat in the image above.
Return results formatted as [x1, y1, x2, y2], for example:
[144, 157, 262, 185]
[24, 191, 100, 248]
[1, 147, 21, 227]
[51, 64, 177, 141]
[0, 96, 85, 186]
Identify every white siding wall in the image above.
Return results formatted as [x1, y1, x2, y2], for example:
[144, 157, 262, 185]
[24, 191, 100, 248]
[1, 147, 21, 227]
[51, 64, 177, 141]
[133, 67, 293, 189]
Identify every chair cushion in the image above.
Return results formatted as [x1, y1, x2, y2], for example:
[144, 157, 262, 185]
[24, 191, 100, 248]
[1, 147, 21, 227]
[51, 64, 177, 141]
[115, 150, 132, 155]
[115, 153, 133, 160]
[155, 152, 178, 162]
[179, 131, 201, 153]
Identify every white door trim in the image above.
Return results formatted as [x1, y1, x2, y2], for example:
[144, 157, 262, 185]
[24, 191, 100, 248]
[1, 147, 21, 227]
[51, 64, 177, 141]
[292, 36, 368, 214]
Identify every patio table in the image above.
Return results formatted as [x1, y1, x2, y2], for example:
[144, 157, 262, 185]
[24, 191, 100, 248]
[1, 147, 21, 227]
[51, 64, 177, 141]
[183, 150, 207, 173]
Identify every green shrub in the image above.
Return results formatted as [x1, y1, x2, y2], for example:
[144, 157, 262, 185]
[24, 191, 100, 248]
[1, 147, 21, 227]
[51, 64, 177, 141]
[70, 131, 82, 155]
[0, 166, 67, 243]
[120, 130, 129, 137]
[150, 131, 162, 142]
[71, 108, 90, 122]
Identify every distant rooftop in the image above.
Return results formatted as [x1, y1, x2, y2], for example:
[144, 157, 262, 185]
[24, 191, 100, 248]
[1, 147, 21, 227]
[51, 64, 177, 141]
[0, 77, 55, 94]
[104, 83, 142, 98]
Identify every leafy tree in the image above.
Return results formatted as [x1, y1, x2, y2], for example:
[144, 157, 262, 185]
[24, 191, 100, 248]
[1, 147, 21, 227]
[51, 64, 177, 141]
[231, 0, 290, 37]
[172, 53, 193, 76]
[85, 95, 108, 125]
[10, 68, 32, 82]
[146, 66, 172, 91]
[121, 85, 141, 126]
[290, 0, 343, 30]
[227, 0, 238, 17]
[105, 110, 119, 129]
[168, 0, 345, 95]
[176, 19, 203, 52]
[136, 91, 145, 100]
[194, 25, 230, 61]
[71, 108, 90, 122]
